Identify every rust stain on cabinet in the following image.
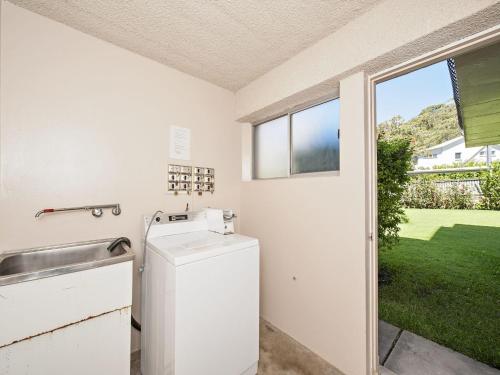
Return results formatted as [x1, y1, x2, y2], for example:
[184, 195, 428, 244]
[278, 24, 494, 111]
[0, 305, 131, 349]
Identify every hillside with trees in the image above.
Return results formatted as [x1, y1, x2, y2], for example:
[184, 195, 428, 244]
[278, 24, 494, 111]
[378, 102, 462, 157]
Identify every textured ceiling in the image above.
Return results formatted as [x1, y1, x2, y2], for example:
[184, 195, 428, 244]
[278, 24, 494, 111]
[9, 0, 383, 91]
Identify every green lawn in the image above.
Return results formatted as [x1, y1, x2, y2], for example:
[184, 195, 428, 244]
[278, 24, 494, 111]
[379, 209, 500, 368]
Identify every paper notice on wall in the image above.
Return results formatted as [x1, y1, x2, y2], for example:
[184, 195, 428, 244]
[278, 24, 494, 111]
[169, 126, 191, 160]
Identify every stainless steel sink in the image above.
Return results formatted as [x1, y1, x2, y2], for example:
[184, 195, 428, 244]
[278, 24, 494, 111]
[0, 239, 134, 286]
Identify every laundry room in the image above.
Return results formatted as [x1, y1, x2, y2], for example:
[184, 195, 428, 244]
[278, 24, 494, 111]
[1, 1, 499, 375]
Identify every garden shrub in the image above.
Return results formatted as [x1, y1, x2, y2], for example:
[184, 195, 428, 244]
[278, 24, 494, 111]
[441, 184, 474, 209]
[403, 162, 500, 210]
[479, 163, 500, 210]
[402, 176, 443, 208]
[416, 160, 499, 178]
[403, 177, 476, 209]
[378, 138, 413, 250]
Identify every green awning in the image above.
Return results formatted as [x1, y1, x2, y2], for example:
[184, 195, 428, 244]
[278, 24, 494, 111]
[448, 42, 500, 147]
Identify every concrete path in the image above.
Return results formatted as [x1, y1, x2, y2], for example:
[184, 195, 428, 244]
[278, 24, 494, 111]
[378, 320, 401, 364]
[379, 320, 499, 375]
[379, 366, 397, 375]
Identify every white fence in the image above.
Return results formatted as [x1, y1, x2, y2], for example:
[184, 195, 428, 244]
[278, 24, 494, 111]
[434, 179, 482, 195]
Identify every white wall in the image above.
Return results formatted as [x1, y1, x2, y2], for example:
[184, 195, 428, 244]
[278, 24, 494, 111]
[241, 73, 369, 375]
[0, 2, 241, 351]
[436, 142, 480, 165]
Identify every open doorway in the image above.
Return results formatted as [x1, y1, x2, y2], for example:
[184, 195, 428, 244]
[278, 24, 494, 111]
[374, 41, 500, 375]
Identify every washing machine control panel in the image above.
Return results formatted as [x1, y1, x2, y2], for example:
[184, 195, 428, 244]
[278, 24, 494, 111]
[168, 214, 188, 222]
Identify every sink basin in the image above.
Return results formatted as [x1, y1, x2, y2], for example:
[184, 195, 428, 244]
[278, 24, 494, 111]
[0, 239, 134, 286]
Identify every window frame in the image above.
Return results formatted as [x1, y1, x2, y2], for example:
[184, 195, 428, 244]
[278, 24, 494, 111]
[252, 96, 340, 180]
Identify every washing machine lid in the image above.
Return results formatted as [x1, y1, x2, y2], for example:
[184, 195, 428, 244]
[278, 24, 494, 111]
[147, 231, 258, 266]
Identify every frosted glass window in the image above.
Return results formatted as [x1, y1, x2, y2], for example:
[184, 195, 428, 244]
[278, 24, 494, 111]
[253, 116, 289, 179]
[291, 99, 340, 174]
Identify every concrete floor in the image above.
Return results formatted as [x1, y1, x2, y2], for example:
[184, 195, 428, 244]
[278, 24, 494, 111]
[130, 351, 140, 375]
[131, 319, 344, 375]
[379, 320, 500, 375]
[131, 320, 500, 374]
[258, 320, 342, 375]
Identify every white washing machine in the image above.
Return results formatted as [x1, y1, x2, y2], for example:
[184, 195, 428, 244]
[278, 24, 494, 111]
[141, 209, 259, 375]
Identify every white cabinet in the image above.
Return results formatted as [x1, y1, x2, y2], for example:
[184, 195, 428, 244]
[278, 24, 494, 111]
[0, 261, 132, 374]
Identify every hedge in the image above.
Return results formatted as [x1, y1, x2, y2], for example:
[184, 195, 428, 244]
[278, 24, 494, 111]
[402, 163, 500, 210]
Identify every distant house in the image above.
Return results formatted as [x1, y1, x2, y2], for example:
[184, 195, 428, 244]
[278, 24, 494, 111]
[415, 136, 500, 169]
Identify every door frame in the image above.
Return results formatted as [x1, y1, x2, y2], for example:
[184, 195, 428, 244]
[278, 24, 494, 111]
[365, 24, 500, 375]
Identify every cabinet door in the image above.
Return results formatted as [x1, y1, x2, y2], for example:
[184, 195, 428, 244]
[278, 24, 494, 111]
[0, 262, 132, 348]
[0, 308, 131, 375]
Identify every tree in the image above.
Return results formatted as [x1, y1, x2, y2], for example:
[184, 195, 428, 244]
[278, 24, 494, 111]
[378, 138, 413, 249]
[378, 102, 461, 158]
